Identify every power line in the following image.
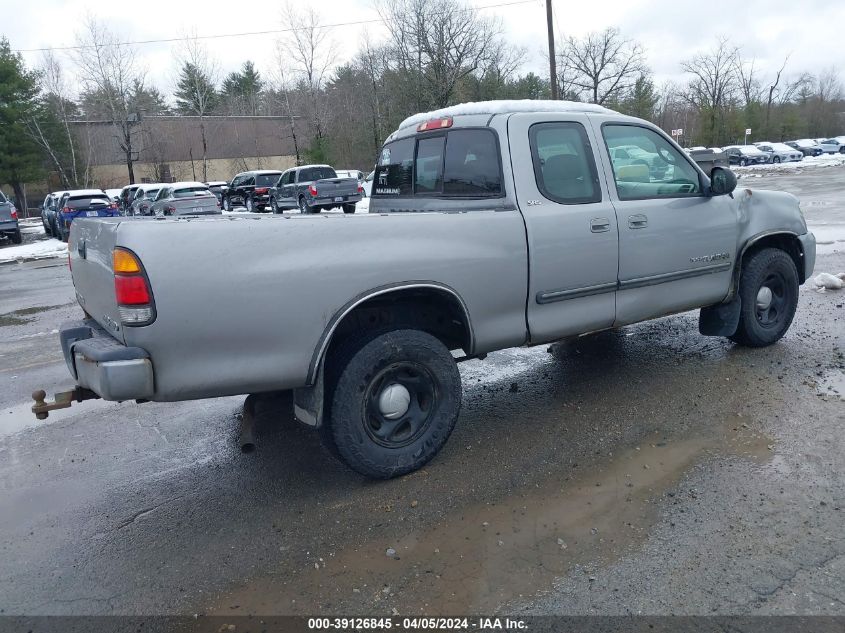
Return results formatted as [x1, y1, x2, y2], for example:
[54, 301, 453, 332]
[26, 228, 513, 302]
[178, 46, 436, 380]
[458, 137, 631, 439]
[11, 0, 537, 53]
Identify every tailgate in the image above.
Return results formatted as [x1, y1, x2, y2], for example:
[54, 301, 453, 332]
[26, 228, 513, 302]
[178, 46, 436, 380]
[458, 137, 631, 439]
[313, 178, 357, 198]
[171, 195, 219, 215]
[0, 202, 11, 222]
[69, 219, 125, 343]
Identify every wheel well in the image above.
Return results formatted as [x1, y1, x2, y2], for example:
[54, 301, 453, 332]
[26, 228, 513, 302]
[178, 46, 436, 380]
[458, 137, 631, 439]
[739, 233, 805, 284]
[321, 287, 472, 372]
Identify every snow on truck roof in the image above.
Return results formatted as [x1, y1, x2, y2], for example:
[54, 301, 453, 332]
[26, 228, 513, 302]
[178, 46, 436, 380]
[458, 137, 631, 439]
[399, 100, 617, 130]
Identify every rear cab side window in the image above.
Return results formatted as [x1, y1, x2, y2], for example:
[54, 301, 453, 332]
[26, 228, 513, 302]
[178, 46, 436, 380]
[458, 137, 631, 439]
[529, 122, 601, 205]
[373, 128, 503, 198]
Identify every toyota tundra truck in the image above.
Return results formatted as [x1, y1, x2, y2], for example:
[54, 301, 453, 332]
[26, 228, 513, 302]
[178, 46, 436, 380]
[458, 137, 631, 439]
[38, 100, 816, 479]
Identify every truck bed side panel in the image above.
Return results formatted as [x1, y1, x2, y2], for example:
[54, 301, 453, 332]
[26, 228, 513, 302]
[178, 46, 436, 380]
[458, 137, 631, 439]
[116, 212, 529, 401]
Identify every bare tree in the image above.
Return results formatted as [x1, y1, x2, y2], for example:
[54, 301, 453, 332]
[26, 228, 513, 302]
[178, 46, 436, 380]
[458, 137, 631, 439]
[73, 17, 146, 183]
[734, 51, 764, 108]
[173, 35, 220, 181]
[681, 37, 739, 143]
[268, 41, 302, 165]
[279, 2, 337, 146]
[557, 27, 647, 104]
[376, 0, 507, 109]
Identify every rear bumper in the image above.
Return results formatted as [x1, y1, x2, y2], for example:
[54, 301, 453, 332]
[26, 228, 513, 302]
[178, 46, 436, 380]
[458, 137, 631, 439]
[799, 232, 816, 283]
[60, 319, 154, 401]
[61, 211, 120, 226]
[311, 194, 363, 206]
[0, 220, 18, 233]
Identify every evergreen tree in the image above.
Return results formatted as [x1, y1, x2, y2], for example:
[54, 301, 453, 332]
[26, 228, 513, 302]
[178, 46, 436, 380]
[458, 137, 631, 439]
[0, 38, 44, 211]
[174, 62, 219, 115]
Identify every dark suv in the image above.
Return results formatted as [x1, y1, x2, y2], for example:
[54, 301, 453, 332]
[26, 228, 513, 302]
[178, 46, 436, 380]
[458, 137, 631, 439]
[222, 170, 283, 212]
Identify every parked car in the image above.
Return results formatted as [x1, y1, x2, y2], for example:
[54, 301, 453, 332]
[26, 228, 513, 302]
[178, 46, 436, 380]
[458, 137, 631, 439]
[268, 164, 363, 214]
[362, 170, 375, 197]
[608, 144, 670, 179]
[52, 100, 816, 479]
[817, 138, 845, 154]
[205, 181, 228, 205]
[119, 185, 141, 215]
[0, 189, 21, 244]
[40, 191, 67, 236]
[54, 189, 119, 242]
[222, 170, 283, 212]
[786, 139, 824, 157]
[687, 147, 728, 173]
[754, 142, 803, 163]
[723, 145, 770, 166]
[335, 169, 365, 183]
[104, 188, 122, 203]
[128, 183, 166, 216]
[148, 182, 221, 216]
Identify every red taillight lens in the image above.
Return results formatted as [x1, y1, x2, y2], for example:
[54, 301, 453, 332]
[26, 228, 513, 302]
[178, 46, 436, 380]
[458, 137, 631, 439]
[254, 187, 268, 195]
[308, 184, 317, 196]
[10, 208, 18, 219]
[417, 117, 453, 132]
[62, 206, 72, 214]
[109, 202, 118, 210]
[357, 184, 364, 193]
[114, 275, 150, 305]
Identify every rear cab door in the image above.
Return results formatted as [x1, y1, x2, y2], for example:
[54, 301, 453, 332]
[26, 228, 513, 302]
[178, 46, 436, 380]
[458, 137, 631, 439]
[590, 117, 737, 325]
[507, 112, 619, 342]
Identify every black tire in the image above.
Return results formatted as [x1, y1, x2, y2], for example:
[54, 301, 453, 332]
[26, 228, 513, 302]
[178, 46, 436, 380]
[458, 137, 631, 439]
[321, 328, 462, 479]
[223, 197, 231, 212]
[840, 147, 845, 154]
[773, 156, 781, 164]
[270, 197, 280, 213]
[342, 203, 356, 214]
[730, 248, 799, 347]
[43, 219, 52, 236]
[298, 196, 308, 214]
[10, 228, 22, 244]
[246, 196, 254, 212]
[739, 158, 748, 167]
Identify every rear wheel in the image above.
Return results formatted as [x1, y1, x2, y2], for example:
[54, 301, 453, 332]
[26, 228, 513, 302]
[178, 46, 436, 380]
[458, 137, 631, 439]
[10, 229, 22, 244]
[730, 248, 799, 347]
[739, 158, 748, 166]
[773, 156, 781, 164]
[298, 197, 308, 214]
[223, 197, 231, 212]
[43, 218, 52, 236]
[321, 329, 462, 479]
[246, 196, 254, 212]
[342, 203, 356, 214]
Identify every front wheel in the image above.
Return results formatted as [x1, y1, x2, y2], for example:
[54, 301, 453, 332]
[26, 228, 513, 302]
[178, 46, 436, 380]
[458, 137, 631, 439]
[246, 196, 254, 212]
[342, 203, 356, 214]
[321, 329, 462, 479]
[730, 248, 799, 347]
[223, 197, 230, 212]
[739, 158, 748, 166]
[773, 156, 781, 164]
[298, 197, 308, 214]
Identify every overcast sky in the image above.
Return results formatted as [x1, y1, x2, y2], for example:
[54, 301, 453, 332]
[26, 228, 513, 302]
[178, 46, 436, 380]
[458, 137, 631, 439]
[4, 0, 844, 100]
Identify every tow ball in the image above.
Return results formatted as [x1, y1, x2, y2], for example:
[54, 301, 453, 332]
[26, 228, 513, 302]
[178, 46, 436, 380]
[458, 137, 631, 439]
[31, 388, 100, 420]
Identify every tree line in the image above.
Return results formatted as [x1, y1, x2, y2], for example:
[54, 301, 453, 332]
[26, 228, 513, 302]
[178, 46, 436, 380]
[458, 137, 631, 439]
[0, 0, 842, 209]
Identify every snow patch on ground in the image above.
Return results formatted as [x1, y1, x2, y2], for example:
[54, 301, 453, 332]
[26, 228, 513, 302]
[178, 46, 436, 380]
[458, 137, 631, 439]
[734, 153, 845, 176]
[810, 224, 845, 255]
[0, 239, 67, 264]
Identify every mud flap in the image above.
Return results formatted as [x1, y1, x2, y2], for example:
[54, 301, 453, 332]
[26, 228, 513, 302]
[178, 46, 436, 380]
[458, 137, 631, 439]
[699, 296, 741, 337]
[293, 373, 324, 428]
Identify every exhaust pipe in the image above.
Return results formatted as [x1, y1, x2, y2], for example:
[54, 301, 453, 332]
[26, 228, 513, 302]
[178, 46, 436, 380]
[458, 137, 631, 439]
[239, 394, 258, 453]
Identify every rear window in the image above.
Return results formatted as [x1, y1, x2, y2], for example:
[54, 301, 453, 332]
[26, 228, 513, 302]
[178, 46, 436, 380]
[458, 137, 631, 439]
[173, 187, 212, 198]
[374, 129, 502, 198]
[297, 167, 336, 182]
[66, 196, 110, 209]
[143, 189, 160, 199]
[256, 173, 282, 186]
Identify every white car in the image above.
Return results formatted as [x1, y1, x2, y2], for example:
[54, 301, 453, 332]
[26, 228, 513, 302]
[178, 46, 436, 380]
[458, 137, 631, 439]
[103, 188, 122, 202]
[362, 170, 375, 197]
[754, 142, 803, 163]
[817, 138, 845, 154]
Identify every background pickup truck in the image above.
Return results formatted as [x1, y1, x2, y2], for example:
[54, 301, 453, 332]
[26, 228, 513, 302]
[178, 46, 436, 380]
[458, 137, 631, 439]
[51, 100, 815, 479]
[268, 164, 362, 214]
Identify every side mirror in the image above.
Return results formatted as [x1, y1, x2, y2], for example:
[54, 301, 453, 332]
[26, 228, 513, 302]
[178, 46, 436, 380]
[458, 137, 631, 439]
[709, 166, 737, 196]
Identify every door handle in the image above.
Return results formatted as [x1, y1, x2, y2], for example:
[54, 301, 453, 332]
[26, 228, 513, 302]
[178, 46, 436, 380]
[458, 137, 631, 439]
[628, 214, 648, 229]
[590, 217, 611, 233]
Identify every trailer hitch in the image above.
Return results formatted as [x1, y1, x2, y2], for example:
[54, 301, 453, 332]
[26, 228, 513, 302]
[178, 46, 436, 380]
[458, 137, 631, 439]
[31, 388, 100, 420]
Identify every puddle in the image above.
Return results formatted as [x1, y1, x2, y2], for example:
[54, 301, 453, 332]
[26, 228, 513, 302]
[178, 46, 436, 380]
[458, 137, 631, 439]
[0, 397, 113, 438]
[210, 425, 772, 615]
[0, 303, 73, 327]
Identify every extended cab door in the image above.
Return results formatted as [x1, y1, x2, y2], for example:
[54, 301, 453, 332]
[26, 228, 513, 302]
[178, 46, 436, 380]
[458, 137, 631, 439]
[508, 113, 619, 343]
[594, 121, 737, 325]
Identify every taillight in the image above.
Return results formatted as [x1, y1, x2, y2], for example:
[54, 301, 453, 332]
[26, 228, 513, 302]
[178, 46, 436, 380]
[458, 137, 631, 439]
[113, 248, 155, 326]
[10, 208, 17, 220]
[254, 187, 268, 195]
[108, 202, 118, 211]
[308, 184, 317, 196]
[62, 206, 72, 214]
[357, 184, 364, 194]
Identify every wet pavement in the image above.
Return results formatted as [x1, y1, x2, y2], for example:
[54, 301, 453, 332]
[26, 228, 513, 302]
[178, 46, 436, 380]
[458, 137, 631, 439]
[0, 169, 843, 617]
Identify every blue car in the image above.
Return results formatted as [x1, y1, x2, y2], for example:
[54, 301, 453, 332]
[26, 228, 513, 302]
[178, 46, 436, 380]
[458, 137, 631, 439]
[55, 189, 120, 242]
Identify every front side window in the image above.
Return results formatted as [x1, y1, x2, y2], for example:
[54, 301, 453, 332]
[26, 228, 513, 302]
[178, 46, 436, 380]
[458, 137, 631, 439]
[603, 124, 701, 200]
[529, 122, 601, 205]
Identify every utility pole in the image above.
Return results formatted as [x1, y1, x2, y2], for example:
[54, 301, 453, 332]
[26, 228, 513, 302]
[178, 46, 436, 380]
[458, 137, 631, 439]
[546, 0, 558, 99]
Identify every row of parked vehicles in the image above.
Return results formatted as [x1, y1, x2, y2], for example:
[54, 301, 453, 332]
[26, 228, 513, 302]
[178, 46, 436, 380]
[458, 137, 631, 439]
[710, 137, 845, 167]
[37, 165, 372, 242]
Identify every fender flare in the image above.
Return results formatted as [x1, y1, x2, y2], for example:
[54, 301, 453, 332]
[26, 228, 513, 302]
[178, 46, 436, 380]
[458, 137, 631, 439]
[728, 229, 803, 299]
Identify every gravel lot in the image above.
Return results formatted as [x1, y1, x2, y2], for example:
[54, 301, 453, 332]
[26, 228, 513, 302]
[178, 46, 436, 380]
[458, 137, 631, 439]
[0, 168, 842, 617]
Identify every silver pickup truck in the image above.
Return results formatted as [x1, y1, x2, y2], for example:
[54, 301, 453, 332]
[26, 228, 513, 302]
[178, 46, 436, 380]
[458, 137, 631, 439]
[40, 100, 815, 479]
